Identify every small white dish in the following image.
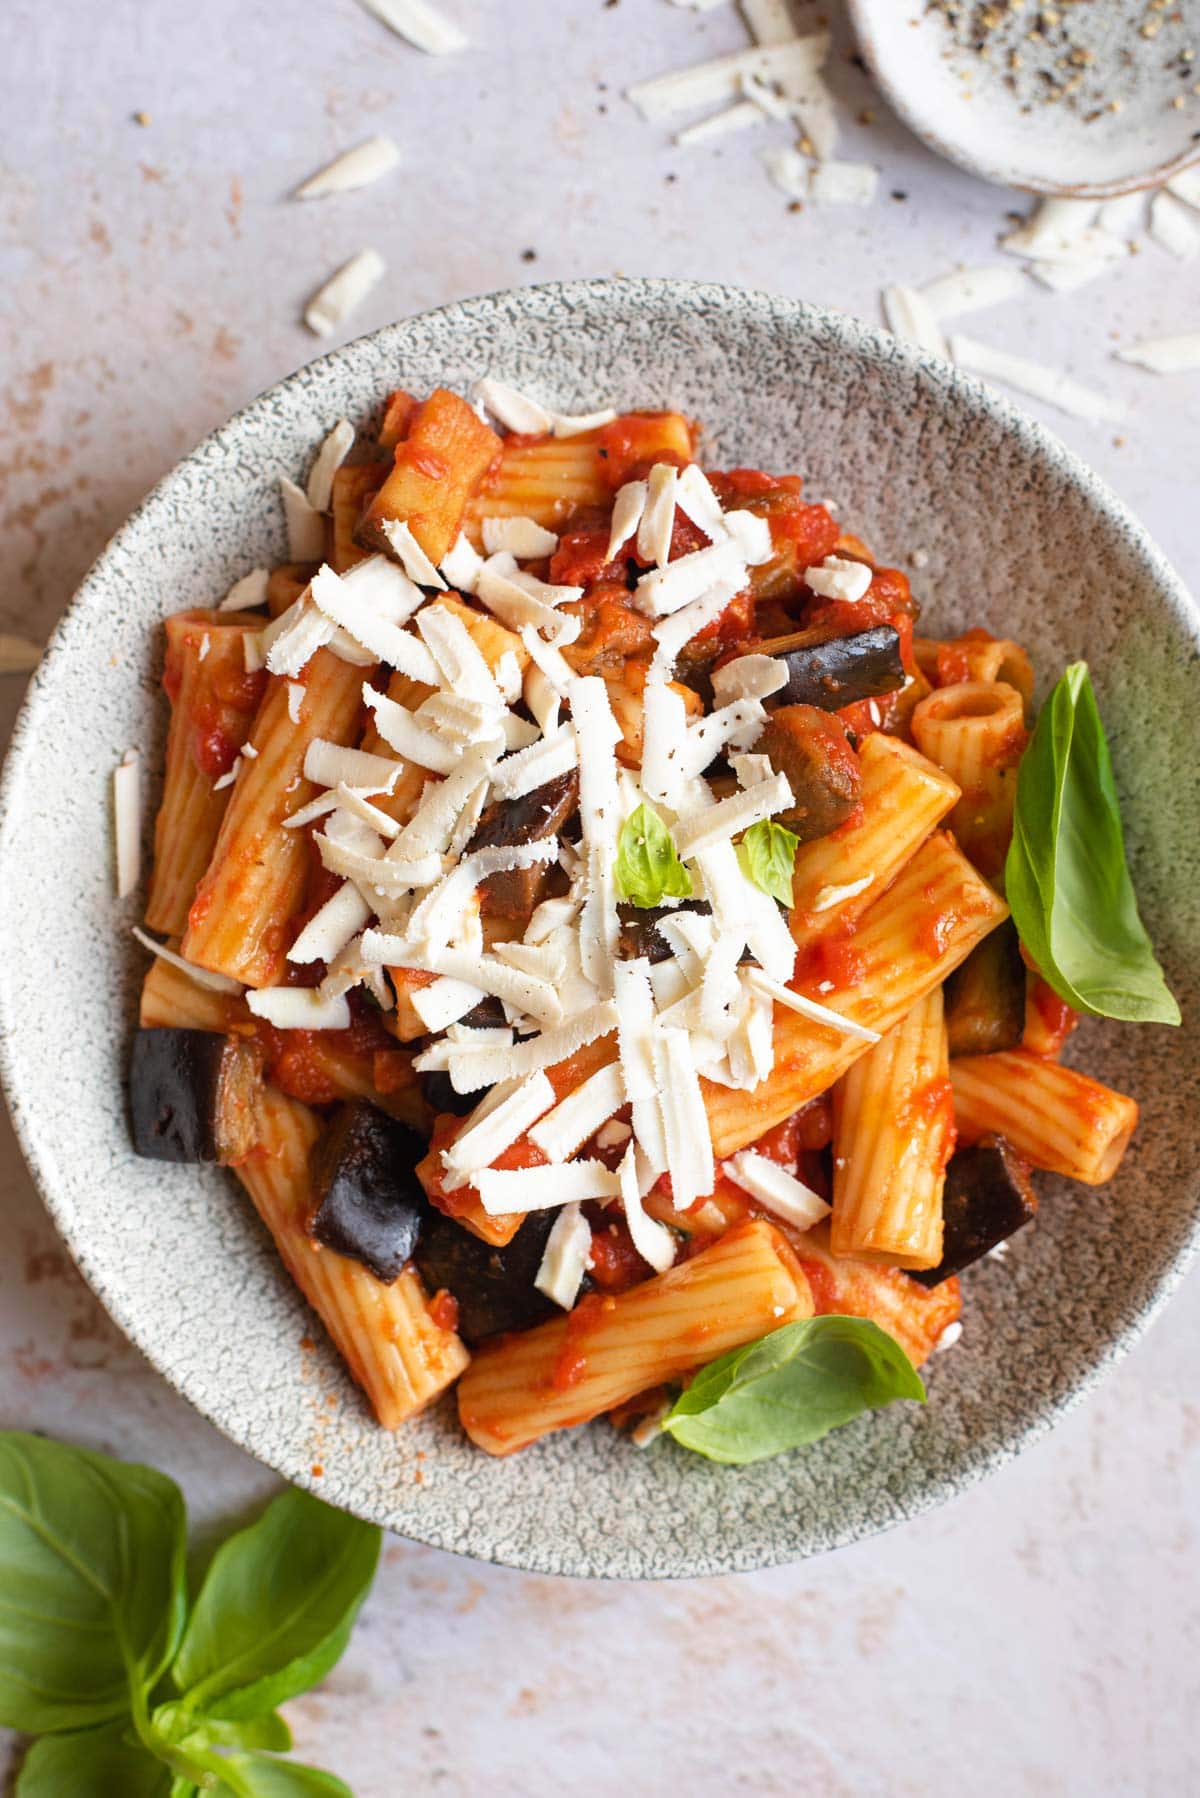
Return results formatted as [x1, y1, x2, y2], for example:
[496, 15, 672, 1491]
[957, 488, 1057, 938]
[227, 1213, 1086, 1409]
[848, 0, 1200, 197]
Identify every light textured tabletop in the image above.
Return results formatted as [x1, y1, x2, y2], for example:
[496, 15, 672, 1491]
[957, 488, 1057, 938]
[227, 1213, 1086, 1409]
[2, 3, 1198, 1794]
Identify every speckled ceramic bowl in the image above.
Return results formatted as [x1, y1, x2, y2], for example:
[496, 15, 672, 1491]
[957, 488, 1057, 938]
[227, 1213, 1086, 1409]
[849, 0, 1200, 198]
[1, 280, 1197, 1578]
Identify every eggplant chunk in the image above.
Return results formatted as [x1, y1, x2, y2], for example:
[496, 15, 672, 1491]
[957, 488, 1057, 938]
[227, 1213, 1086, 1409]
[753, 704, 862, 841]
[413, 1209, 566, 1345]
[757, 624, 905, 712]
[309, 1102, 432, 1283]
[468, 769, 580, 918]
[910, 1136, 1038, 1287]
[945, 921, 1026, 1057]
[616, 899, 713, 964]
[129, 1027, 262, 1164]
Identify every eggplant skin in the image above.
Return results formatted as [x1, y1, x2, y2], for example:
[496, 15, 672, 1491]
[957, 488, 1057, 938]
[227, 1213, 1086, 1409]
[616, 899, 712, 964]
[416, 998, 507, 1117]
[129, 1027, 262, 1164]
[945, 921, 1026, 1057]
[413, 1210, 565, 1345]
[309, 1102, 433, 1283]
[758, 624, 905, 712]
[910, 1136, 1038, 1287]
[469, 770, 580, 918]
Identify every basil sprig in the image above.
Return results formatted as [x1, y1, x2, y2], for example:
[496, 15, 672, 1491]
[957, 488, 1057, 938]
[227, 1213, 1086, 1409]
[662, 1316, 926, 1464]
[1006, 663, 1179, 1025]
[0, 1432, 379, 1796]
[737, 819, 800, 907]
[615, 802, 693, 907]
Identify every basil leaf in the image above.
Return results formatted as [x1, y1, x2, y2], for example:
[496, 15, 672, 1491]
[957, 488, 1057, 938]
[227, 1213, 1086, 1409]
[153, 1699, 293, 1754]
[615, 803, 693, 908]
[170, 1488, 380, 1721]
[737, 819, 800, 907]
[0, 1432, 187, 1732]
[1006, 663, 1179, 1024]
[662, 1316, 926, 1464]
[208, 1755, 353, 1798]
[16, 1721, 172, 1798]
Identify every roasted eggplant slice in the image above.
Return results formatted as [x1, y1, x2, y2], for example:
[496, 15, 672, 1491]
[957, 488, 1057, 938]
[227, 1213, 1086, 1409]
[468, 769, 580, 918]
[616, 898, 713, 963]
[413, 1209, 565, 1345]
[945, 921, 1026, 1057]
[129, 1027, 262, 1164]
[756, 624, 905, 712]
[910, 1136, 1038, 1287]
[309, 1101, 432, 1283]
[753, 704, 862, 841]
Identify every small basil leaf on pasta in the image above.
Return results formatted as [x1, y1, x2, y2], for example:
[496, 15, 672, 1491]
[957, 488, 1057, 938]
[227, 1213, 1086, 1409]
[15, 1721, 173, 1798]
[0, 1431, 188, 1734]
[737, 819, 800, 907]
[661, 1316, 926, 1465]
[1006, 663, 1179, 1025]
[169, 1487, 380, 1721]
[615, 803, 693, 908]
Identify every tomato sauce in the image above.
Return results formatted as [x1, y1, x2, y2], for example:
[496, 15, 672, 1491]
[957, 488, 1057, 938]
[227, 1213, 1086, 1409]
[423, 1117, 549, 1221]
[551, 1292, 616, 1391]
[1026, 976, 1080, 1058]
[427, 1289, 460, 1333]
[793, 919, 867, 994]
[584, 1211, 652, 1294]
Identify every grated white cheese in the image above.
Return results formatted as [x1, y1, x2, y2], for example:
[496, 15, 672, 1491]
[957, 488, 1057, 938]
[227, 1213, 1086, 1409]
[627, 34, 830, 123]
[475, 555, 582, 643]
[548, 406, 618, 438]
[882, 284, 946, 359]
[440, 532, 484, 594]
[440, 1000, 619, 1093]
[288, 880, 372, 965]
[306, 420, 355, 512]
[672, 771, 793, 861]
[131, 927, 243, 995]
[246, 986, 352, 1030]
[595, 1118, 632, 1150]
[613, 958, 669, 1174]
[949, 335, 1123, 424]
[676, 99, 764, 148]
[304, 739, 400, 793]
[724, 509, 774, 566]
[471, 378, 550, 434]
[809, 160, 878, 207]
[762, 144, 809, 200]
[618, 1143, 677, 1273]
[806, 554, 872, 602]
[1167, 167, 1200, 211]
[477, 1160, 621, 1216]
[415, 604, 502, 708]
[443, 1070, 556, 1179]
[653, 1028, 714, 1209]
[1150, 191, 1199, 261]
[529, 1062, 626, 1162]
[355, 0, 467, 54]
[410, 975, 487, 1033]
[1114, 333, 1200, 374]
[710, 653, 787, 705]
[933, 1320, 963, 1355]
[811, 874, 875, 912]
[286, 680, 306, 725]
[113, 751, 141, 899]
[742, 0, 798, 42]
[490, 729, 578, 800]
[695, 840, 795, 982]
[1030, 258, 1112, 295]
[637, 464, 678, 569]
[219, 568, 270, 612]
[263, 600, 332, 679]
[310, 565, 438, 681]
[634, 536, 745, 618]
[361, 684, 465, 774]
[723, 1150, 830, 1230]
[649, 577, 743, 676]
[534, 1203, 593, 1308]
[918, 265, 1025, 320]
[674, 463, 728, 542]
[212, 760, 240, 793]
[745, 965, 881, 1044]
[279, 477, 326, 561]
[304, 248, 385, 338]
[1097, 191, 1146, 237]
[379, 518, 448, 589]
[295, 135, 401, 201]
[481, 515, 559, 559]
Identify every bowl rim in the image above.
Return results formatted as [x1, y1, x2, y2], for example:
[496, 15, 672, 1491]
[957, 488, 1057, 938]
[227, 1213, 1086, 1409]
[845, 0, 1200, 200]
[1, 275, 1197, 1576]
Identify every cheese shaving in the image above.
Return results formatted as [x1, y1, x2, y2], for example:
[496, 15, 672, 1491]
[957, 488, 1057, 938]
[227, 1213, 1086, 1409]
[288, 880, 372, 965]
[441, 1001, 619, 1093]
[410, 974, 486, 1032]
[762, 145, 809, 200]
[306, 420, 355, 512]
[113, 750, 141, 899]
[219, 568, 270, 612]
[811, 874, 875, 912]
[246, 986, 352, 1030]
[882, 284, 946, 359]
[710, 653, 786, 704]
[744, 966, 881, 1044]
[361, 684, 465, 774]
[649, 577, 743, 675]
[380, 518, 448, 589]
[286, 681, 305, 724]
[723, 509, 774, 565]
[1168, 167, 1200, 211]
[441, 533, 484, 594]
[472, 378, 552, 435]
[478, 1160, 620, 1216]
[637, 464, 677, 568]
[490, 729, 578, 800]
[481, 515, 559, 558]
[416, 604, 502, 706]
[304, 739, 400, 792]
[520, 625, 574, 695]
[310, 565, 438, 681]
[627, 34, 830, 122]
[806, 555, 872, 602]
[676, 101, 764, 148]
[617, 1143, 677, 1273]
[534, 1204, 593, 1308]
[304, 248, 385, 338]
[443, 1070, 556, 1179]
[1115, 333, 1200, 375]
[674, 464, 727, 542]
[949, 335, 1123, 423]
[294, 135, 401, 201]
[723, 1150, 831, 1230]
[808, 160, 878, 207]
[1149, 192, 1199, 262]
[355, 0, 467, 55]
[529, 1062, 626, 1162]
[131, 927, 243, 995]
[653, 1028, 714, 1209]
[279, 477, 326, 561]
[613, 958, 668, 1175]
[263, 600, 331, 679]
[918, 265, 1025, 320]
[673, 771, 793, 861]
[634, 537, 745, 617]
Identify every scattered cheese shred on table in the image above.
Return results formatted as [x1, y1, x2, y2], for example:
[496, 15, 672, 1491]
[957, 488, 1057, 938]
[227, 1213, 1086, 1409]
[949, 334, 1124, 424]
[1149, 192, 1199, 262]
[304, 248, 385, 338]
[356, 0, 467, 54]
[294, 135, 401, 200]
[882, 284, 946, 359]
[1114, 333, 1200, 374]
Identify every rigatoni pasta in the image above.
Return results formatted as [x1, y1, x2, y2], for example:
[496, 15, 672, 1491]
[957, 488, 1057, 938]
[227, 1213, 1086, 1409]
[126, 374, 1164, 1466]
